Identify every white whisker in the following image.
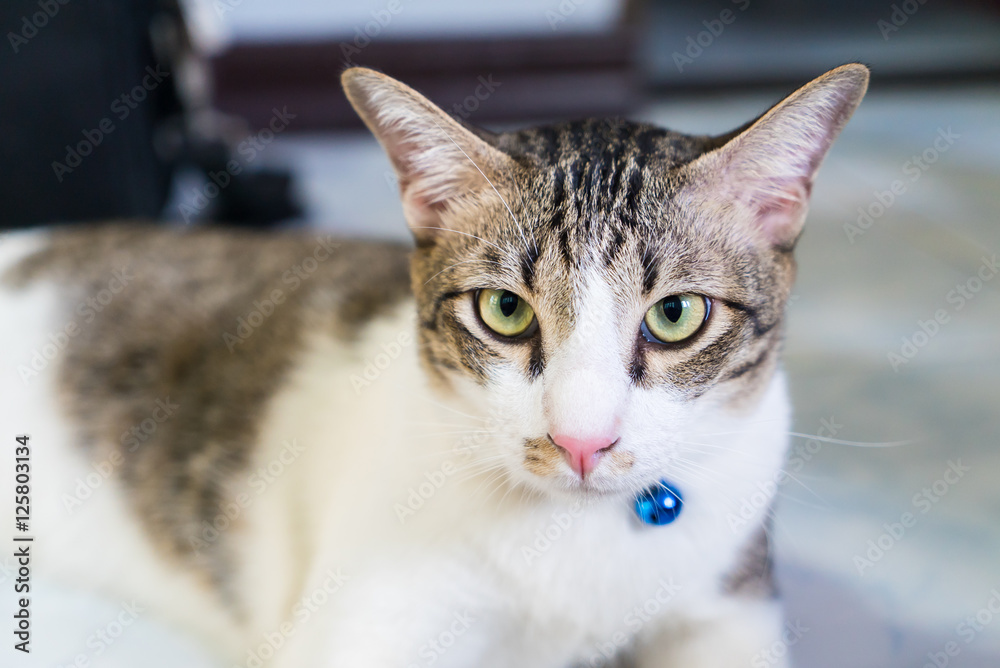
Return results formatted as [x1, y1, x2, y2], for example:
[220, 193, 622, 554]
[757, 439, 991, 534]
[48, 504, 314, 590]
[428, 119, 520, 226]
[427, 118, 533, 257]
[424, 258, 505, 285]
[785, 432, 910, 448]
[411, 226, 506, 252]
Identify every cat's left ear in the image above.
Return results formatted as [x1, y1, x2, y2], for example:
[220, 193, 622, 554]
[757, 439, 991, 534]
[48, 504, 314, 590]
[680, 63, 869, 249]
[342, 67, 518, 242]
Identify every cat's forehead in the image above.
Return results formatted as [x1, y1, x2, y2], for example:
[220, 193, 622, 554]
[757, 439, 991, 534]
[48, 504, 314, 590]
[488, 119, 722, 255]
[498, 118, 713, 170]
[483, 120, 734, 281]
[417, 117, 767, 334]
[422, 120, 752, 300]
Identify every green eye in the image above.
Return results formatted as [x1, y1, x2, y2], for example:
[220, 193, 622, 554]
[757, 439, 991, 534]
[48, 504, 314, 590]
[643, 294, 708, 344]
[477, 289, 536, 338]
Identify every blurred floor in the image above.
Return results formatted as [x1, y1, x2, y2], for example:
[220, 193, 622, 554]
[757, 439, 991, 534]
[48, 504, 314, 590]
[255, 82, 1000, 666]
[773, 87, 1000, 667]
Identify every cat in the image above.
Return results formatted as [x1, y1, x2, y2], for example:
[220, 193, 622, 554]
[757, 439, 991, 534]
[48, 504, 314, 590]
[0, 63, 868, 668]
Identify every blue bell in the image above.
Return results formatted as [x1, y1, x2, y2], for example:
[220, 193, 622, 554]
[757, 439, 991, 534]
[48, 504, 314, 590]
[634, 480, 683, 526]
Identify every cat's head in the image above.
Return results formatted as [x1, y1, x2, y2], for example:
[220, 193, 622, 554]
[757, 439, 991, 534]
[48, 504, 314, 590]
[343, 65, 868, 500]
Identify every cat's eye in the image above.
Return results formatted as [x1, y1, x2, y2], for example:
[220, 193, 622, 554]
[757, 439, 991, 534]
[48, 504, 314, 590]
[642, 294, 709, 344]
[477, 289, 536, 338]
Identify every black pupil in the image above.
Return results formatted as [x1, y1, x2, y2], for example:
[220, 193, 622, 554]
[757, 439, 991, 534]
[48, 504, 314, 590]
[662, 297, 684, 323]
[499, 292, 519, 317]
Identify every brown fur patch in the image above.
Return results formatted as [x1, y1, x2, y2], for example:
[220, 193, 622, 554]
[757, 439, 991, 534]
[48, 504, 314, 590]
[722, 523, 776, 599]
[7, 223, 411, 599]
[523, 437, 562, 478]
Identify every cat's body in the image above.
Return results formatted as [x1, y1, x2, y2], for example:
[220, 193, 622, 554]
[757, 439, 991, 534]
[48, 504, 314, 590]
[0, 64, 868, 667]
[0, 226, 784, 667]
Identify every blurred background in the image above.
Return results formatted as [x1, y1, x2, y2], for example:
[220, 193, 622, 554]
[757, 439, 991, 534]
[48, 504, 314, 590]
[1, 1, 999, 667]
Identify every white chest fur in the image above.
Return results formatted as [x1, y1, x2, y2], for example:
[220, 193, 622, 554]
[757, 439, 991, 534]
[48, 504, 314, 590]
[239, 308, 790, 667]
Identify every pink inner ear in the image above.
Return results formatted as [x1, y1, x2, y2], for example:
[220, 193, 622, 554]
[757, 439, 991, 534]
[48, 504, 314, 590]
[386, 135, 420, 183]
[744, 177, 811, 247]
[401, 183, 458, 241]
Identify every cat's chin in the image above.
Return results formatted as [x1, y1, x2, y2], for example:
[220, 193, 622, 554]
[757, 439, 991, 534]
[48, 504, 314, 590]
[515, 471, 638, 503]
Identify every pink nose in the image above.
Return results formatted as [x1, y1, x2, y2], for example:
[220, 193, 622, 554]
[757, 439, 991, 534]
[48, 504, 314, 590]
[549, 433, 619, 478]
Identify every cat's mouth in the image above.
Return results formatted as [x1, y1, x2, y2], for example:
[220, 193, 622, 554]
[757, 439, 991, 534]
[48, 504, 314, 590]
[572, 478, 630, 497]
[517, 436, 644, 500]
[531, 473, 641, 503]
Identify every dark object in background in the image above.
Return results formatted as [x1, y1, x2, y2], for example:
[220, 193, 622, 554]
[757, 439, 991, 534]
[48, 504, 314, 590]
[0, 0, 300, 230]
[213, 32, 640, 132]
[0, 0, 180, 228]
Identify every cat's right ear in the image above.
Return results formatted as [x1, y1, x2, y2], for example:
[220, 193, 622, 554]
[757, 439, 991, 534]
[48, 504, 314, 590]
[678, 63, 869, 251]
[342, 68, 517, 243]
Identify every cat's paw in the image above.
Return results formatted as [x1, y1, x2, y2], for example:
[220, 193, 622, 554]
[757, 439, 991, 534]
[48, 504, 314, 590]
[634, 599, 790, 668]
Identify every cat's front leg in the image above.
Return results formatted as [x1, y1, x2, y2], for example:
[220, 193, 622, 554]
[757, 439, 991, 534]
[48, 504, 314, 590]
[270, 560, 495, 668]
[633, 597, 789, 668]
[632, 601, 787, 668]
[275, 610, 488, 668]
